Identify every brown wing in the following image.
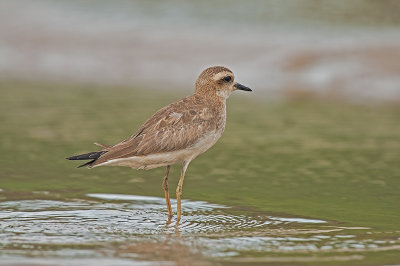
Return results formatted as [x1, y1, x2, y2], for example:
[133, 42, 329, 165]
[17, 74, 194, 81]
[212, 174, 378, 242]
[91, 95, 221, 166]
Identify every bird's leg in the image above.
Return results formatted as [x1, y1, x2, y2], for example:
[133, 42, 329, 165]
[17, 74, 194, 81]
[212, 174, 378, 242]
[162, 165, 173, 219]
[176, 161, 190, 223]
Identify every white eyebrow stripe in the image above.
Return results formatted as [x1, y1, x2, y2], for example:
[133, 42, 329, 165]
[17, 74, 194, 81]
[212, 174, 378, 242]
[213, 71, 234, 81]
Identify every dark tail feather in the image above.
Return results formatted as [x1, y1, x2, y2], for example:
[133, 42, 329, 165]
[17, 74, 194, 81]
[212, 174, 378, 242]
[66, 151, 104, 160]
[66, 151, 106, 168]
[77, 159, 97, 168]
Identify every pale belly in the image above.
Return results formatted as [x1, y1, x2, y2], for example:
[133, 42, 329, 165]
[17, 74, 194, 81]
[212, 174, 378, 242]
[94, 130, 223, 169]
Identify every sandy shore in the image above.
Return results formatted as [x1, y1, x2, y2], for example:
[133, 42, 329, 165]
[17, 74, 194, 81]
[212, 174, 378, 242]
[1, 1, 399, 102]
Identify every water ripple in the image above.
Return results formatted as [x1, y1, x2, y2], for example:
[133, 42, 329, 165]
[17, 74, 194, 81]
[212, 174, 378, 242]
[1, 193, 399, 263]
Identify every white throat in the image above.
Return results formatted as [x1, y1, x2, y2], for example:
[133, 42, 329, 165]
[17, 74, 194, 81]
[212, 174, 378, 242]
[216, 89, 231, 99]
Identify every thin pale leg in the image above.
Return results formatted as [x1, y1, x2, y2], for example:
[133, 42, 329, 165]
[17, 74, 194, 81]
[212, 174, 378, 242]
[162, 165, 172, 219]
[176, 161, 190, 223]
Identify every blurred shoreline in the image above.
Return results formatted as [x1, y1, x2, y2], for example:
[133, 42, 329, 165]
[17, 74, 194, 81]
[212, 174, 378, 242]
[1, 0, 400, 103]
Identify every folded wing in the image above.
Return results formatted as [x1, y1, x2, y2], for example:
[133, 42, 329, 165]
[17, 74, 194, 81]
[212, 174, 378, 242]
[91, 95, 220, 167]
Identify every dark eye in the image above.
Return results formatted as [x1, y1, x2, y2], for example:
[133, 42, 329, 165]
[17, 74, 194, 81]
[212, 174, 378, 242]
[223, 76, 232, 82]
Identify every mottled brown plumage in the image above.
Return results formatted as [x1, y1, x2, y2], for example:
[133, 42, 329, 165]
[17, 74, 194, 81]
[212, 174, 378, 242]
[91, 94, 225, 168]
[67, 66, 251, 222]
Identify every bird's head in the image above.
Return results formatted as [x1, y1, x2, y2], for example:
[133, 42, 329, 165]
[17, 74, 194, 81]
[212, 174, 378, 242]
[194, 66, 252, 99]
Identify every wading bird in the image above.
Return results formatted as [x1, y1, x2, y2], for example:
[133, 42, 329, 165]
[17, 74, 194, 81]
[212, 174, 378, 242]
[67, 66, 251, 222]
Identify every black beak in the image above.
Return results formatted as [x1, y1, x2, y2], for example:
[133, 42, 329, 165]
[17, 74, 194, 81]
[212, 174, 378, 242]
[234, 82, 252, 92]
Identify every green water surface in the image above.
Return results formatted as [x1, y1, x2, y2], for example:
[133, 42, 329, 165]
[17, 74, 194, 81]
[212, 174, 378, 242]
[0, 81, 399, 265]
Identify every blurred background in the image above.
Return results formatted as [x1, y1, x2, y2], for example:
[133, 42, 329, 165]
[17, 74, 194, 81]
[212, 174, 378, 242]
[1, 0, 400, 102]
[1, 1, 400, 265]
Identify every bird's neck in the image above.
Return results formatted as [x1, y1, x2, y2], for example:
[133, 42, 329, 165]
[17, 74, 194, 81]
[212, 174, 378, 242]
[194, 85, 227, 105]
[194, 92, 226, 107]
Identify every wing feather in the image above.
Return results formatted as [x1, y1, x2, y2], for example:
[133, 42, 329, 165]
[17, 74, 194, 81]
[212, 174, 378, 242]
[91, 95, 220, 166]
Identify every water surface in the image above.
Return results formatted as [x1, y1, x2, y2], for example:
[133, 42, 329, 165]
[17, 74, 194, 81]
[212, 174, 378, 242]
[1, 82, 400, 265]
[1, 193, 399, 265]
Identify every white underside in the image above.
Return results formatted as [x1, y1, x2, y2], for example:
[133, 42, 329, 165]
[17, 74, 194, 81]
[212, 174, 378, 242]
[93, 130, 223, 170]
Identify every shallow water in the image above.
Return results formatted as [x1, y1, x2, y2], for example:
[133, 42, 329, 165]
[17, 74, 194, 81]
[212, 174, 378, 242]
[1, 82, 400, 264]
[1, 193, 399, 265]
